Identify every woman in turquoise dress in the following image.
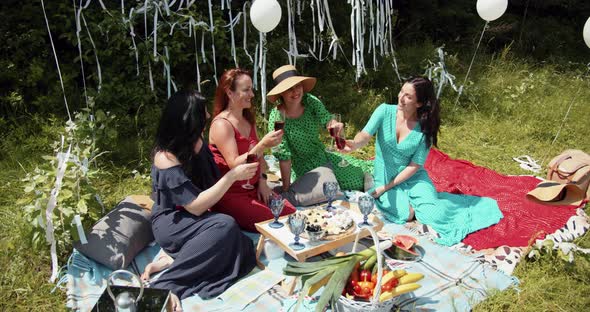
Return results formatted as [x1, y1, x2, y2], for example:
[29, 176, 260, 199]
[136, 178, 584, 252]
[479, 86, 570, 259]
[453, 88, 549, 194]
[342, 77, 502, 246]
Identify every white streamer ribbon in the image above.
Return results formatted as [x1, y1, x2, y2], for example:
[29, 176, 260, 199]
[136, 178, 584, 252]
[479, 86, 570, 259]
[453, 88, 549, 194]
[46, 140, 71, 282]
[207, 0, 218, 85]
[41, 0, 71, 120]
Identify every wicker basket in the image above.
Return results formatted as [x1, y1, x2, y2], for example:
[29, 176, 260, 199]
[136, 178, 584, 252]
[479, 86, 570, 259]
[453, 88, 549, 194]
[335, 226, 397, 312]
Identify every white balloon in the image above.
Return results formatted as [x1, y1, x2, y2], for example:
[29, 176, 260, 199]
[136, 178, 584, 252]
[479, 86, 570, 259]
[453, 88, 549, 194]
[584, 17, 590, 49]
[476, 0, 508, 22]
[250, 0, 282, 33]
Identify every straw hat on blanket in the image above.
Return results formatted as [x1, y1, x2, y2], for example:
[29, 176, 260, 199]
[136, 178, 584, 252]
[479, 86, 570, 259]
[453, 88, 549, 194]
[266, 65, 317, 103]
[526, 181, 585, 206]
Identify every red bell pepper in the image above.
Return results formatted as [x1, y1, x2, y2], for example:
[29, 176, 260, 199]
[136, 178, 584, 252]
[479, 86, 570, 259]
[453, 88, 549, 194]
[359, 269, 372, 283]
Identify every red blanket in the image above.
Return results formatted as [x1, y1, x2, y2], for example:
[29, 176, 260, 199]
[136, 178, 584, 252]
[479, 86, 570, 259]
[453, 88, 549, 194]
[424, 149, 580, 250]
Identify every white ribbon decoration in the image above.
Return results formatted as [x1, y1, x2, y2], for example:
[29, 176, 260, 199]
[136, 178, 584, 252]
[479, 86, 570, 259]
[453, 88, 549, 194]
[73, 0, 88, 107]
[41, 0, 71, 120]
[207, 0, 218, 85]
[46, 139, 71, 282]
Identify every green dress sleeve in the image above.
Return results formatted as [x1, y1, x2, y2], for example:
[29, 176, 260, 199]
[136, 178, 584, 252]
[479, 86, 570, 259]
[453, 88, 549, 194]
[410, 134, 430, 166]
[305, 94, 332, 127]
[362, 103, 387, 135]
[268, 107, 292, 161]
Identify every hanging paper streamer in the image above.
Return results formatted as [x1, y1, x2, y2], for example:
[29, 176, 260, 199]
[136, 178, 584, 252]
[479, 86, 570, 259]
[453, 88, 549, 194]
[259, 32, 268, 117]
[192, 22, 202, 92]
[242, 1, 254, 63]
[73, 0, 88, 107]
[225, 6, 241, 68]
[41, 0, 71, 121]
[81, 13, 102, 92]
[207, 0, 219, 85]
[46, 138, 71, 282]
[349, 0, 367, 80]
[286, 0, 298, 65]
[424, 47, 460, 98]
[127, 8, 140, 76]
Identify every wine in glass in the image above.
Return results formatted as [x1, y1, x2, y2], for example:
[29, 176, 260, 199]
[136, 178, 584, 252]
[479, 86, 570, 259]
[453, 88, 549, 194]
[242, 151, 258, 190]
[288, 212, 307, 251]
[323, 181, 339, 211]
[325, 113, 341, 152]
[335, 128, 349, 167]
[272, 110, 285, 154]
[357, 194, 374, 227]
[274, 109, 285, 131]
[268, 193, 285, 229]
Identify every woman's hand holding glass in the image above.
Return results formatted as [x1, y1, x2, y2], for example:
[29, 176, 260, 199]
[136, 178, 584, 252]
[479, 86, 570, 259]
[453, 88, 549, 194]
[229, 162, 258, 182]
[260, 130, 284, 149]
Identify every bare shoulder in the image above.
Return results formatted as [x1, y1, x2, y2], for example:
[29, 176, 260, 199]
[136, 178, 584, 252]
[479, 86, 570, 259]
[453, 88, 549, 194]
[154, 151, 181, 169]
[209, 117, 234, 144]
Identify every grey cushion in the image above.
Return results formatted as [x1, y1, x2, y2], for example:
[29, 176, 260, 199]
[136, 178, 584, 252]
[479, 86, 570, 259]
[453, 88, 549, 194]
[73, 196, 154, 270]
[282, 163, 343, 207]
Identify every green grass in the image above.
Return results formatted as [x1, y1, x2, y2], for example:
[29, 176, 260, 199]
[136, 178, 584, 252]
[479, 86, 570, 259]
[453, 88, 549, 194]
[1, 55, 589, 311]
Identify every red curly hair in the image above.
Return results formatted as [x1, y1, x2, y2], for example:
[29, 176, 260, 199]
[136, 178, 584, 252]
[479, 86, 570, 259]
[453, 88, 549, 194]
[213, 68, 256, 125]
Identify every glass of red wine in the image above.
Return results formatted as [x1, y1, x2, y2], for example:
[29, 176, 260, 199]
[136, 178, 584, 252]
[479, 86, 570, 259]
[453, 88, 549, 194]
[272, 110, 285, 154]
[242, 152, 258, 190]
[335, 126, 349, 167]
[325, 113, 340, 152]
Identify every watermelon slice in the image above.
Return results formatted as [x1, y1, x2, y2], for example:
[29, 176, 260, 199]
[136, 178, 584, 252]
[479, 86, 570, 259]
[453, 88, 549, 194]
[393, 235, 419, 256]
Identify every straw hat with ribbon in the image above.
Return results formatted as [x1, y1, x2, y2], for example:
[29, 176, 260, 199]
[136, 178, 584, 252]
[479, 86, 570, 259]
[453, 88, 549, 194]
[526, 181, 585, 206]
[267, 65, 317, 103]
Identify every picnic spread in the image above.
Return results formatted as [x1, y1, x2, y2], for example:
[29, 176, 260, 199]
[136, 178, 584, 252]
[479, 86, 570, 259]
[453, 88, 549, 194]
[63, 151, 588, 311]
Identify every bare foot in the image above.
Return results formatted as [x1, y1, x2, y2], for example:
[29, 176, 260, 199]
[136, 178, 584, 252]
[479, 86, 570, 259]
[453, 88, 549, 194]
[141, 252, 174, 283]
[170, 293, 182, 312]
[140, 263, 156, 282]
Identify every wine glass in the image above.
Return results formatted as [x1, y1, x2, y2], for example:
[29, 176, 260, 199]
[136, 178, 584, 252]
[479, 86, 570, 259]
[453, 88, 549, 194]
[325, 113, 341, 152]
[357, 194, 374, 227]
[268, 193, 285, 229]
[242, 146, 258, 190]
[288, 212, 307, 251]
[271, 110, 285, 154]
[323, 181, 339, 211]
[335, 126, 349, 167]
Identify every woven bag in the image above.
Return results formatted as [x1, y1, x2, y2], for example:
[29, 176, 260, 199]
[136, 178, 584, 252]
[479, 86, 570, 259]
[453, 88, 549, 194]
[547, 149, 590, 200]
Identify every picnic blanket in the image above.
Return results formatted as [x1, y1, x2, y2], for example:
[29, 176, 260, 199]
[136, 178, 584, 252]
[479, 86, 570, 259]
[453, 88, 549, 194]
[424, 148, 583, 250]
[64, 242, 288, 311]
[65, 228, 517, 312]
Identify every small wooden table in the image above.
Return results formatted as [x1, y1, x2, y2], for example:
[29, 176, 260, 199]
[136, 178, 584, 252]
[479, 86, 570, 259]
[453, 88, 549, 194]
[254, 200, 384, 293]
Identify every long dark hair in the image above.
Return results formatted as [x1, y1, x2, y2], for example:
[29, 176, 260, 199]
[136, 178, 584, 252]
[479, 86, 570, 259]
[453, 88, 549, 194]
[407, 76, 440, 147]
[154, 90, 219, 189]
[213, 68, 256, 125]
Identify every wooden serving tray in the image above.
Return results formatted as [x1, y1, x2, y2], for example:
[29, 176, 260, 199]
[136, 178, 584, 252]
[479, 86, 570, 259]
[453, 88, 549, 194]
[254, 200, 383, 263]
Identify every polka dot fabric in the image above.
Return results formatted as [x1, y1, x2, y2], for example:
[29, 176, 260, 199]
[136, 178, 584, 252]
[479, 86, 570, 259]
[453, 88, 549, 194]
[362, 104, 503, 246]
[268, 93, 372, 191]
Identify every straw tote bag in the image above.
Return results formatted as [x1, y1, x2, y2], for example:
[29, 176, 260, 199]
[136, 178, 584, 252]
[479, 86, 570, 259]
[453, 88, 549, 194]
[547, 149, 590, 200]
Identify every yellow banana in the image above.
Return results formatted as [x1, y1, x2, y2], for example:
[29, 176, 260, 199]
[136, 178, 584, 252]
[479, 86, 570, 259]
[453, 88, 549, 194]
[380, 269, 406, 286]
[379, 283, 421, 302]
[399, 273, 424, 284]
[379, 291, 394, 302]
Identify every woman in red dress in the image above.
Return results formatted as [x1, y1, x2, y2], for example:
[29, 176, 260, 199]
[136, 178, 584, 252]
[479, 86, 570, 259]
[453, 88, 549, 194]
[209, 68, 296, 232]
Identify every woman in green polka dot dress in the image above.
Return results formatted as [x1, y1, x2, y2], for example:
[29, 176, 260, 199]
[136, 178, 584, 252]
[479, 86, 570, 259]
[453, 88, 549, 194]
[342, 77, 502, 246]
[266, 65, 373, 192]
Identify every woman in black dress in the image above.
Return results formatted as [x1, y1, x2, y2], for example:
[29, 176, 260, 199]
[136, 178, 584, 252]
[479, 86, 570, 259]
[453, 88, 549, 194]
[150, 90, 258, 311]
